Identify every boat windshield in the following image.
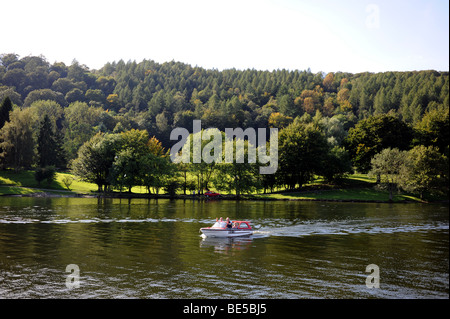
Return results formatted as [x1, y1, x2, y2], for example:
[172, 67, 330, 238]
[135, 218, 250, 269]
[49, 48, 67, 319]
[233, 221, 251, 229]
[212, 221, 227, 228]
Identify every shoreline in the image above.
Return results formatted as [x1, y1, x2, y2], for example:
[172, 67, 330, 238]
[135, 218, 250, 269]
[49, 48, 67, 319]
[2, 171, 447, 204]
[2, 189, 448, 204]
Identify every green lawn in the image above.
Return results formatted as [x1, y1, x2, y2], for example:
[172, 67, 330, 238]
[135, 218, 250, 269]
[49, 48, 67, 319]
[0, 185, 37, 195]
[0, 170, 163, 196]
[0, 170, 428, 203]
[252, 174, 422, 202]
[255, 188, 422, 202]
[0, 170, 98, 195]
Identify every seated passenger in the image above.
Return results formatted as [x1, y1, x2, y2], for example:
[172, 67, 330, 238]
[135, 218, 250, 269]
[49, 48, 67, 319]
[225, 217, 232, 229]
[212, 218, 221, 228]
[219, 217, 227, 228]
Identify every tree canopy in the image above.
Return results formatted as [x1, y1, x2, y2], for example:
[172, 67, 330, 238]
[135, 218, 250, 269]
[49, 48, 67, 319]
[0, 53, 448, 199]
[1, 54, 448, 152]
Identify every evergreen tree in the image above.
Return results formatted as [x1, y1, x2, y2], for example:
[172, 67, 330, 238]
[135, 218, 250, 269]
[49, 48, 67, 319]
[37, 115, 65, 168]
[0, 97, 13, 130]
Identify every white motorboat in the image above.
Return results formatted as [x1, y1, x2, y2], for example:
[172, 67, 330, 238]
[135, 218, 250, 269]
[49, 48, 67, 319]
[200, 220, 253, 238]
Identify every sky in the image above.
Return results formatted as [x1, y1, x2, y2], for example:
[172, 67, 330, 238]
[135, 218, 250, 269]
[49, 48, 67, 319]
[1, 0, 449, 73]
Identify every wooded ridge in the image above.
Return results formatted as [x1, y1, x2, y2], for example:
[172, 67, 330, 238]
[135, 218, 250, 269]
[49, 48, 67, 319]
[0, 53, 448, 200]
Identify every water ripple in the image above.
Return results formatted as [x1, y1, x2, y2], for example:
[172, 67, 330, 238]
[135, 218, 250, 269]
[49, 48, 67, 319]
[254, 219, 449, 237]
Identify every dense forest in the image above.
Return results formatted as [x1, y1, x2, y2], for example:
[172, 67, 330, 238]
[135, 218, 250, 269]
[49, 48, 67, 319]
[0, 53, 448, 198]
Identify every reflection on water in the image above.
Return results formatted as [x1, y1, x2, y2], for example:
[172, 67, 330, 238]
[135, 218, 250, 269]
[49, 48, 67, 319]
[200, 236, 253, 254]
[0, 197, 448, 299]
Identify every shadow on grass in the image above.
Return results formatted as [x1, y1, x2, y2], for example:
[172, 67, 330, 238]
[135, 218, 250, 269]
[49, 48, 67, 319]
[0, 169, 71, 192]
[0, 186, 37, 195]
[259, 187, 423, 203]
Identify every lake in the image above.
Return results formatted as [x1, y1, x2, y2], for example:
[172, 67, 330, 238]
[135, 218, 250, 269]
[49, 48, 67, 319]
[0, 197, 448, 299]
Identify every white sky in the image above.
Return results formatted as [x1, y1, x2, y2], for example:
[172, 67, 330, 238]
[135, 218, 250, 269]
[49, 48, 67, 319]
[1, 0, 449, 73]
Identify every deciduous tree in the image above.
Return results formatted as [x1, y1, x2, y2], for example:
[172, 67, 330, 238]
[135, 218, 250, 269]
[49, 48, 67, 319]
[0, 108, 36, 170]
[344, 115, 413, 173]
[400, 145, 449, 199]
[71, 132, 121, 192]
[277, 120, 328, 189]
[369, 148, 407, 201]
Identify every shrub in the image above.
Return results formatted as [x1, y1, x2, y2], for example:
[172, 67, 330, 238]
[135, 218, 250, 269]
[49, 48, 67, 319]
[34, 166, 56, 187]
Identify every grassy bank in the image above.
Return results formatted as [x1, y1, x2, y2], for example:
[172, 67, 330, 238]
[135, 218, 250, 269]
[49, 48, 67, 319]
[247, 174, 423, 202]
[0, 170, 98, 196]
[254, 188, 421, 202]
[0, 170, 438, 203]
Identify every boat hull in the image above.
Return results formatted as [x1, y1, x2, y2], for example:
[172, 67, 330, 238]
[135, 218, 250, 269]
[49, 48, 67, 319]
[200, 228, 253, 238]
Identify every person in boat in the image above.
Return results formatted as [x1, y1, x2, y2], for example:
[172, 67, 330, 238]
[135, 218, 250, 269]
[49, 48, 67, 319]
[219, 217, 227, 228]
[225, 217, 233, 229]
[212, 218, 221, 228]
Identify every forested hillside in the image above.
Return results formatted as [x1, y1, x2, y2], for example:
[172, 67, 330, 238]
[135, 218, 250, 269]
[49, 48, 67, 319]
[1, 53, 448, 198]
[1, 54, 448, 141]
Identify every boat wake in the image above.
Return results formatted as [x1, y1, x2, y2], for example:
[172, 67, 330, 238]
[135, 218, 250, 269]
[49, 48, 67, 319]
[1, 214, 447, 239]
[252, 218, 449, 238]
[0, 216, 213, 224]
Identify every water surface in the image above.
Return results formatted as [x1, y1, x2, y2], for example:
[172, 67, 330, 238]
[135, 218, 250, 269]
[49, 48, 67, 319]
[0, 197, 448, 298]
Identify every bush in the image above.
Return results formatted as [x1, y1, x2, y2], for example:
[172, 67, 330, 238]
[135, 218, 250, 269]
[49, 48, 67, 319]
[34, 166, 56, 187]
[34, 168, 46, 186]
[164, 180, 180, 198]
[62, 175, 74, 191]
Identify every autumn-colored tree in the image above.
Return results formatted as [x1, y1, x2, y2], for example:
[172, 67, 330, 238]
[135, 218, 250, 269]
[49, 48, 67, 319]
[268, 112, 293, 129]
[323, 97, 335, 116]
[302, 97, 316, 114]
[323, 72, 335, 92]
[106, 93, 120, 110]
[340, 78, 349, 90]
[298, 89, 321, 115]
[337, 88, 352, 111]
[147, 136, 166, 156]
